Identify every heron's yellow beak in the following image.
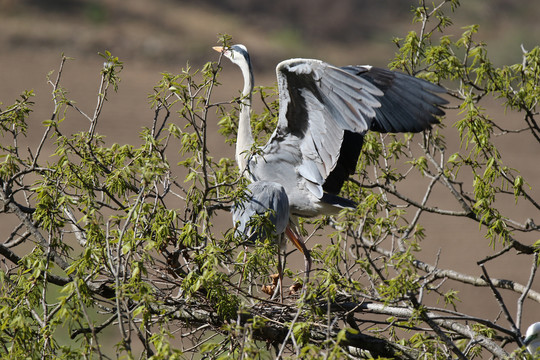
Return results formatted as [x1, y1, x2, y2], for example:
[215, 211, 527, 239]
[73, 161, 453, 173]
[212, 46, 224, 53]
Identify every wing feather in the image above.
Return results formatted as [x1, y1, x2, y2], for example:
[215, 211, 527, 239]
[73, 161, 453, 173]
[258, 58, 447, 202]
[232, 181, 289, 242]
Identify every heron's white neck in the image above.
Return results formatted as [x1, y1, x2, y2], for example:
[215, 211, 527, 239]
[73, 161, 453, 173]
[236, 61, 255, 174]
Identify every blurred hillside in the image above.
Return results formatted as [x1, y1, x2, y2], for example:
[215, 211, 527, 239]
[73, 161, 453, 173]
[188, 0, 539, 63]
[0, 0, 537, 143]
[1, 0, 538, 69]
[1, 0, 538, 147]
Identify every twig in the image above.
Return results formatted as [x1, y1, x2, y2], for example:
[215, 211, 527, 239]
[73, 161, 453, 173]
[276, 305, 303, 359]
[409, 293, 469, 360]
[516, 252, 538, 335]
[33, 55, 68, 169]
[339, 222, 540, 303]
[479, 264, 520, 341]
[477, 245, 513, 265]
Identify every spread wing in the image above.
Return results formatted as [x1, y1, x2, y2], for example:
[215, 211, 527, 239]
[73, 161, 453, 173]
[264, 58, 447, 199]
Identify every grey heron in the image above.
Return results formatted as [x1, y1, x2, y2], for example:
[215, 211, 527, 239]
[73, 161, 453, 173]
[232, 181, 310, 299]
[525, 322, 540, 355]
[216, 44, 447, 278]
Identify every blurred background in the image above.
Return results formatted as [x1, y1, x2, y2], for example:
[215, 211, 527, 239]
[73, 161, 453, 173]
[1, 0, 539, 354]
[1, 0, 538, 142]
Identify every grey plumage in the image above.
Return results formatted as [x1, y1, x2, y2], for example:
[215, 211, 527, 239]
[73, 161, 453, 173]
[232, 181, 289, 247]
[232, 56, 448, 217]
[525, 322, 540, 355]
[216, 44, 447, 280]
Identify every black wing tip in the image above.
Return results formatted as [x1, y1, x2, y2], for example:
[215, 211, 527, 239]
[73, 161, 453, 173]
[370, 71, 448, 133]
[321, 193, 357, 209]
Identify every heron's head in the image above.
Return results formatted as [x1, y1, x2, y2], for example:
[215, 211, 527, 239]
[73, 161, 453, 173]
[213, 44, 251, 67]
[524, 322, 540, 355]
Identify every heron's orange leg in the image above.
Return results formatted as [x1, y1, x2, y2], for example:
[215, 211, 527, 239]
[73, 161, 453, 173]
[285, 225, 311, 283]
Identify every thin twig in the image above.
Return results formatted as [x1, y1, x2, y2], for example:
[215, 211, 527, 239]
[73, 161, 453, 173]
[516, 252, 538, 335]
[479, 264, 520, 341]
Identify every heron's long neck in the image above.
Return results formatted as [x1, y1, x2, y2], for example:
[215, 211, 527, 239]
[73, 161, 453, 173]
[236, 63, 255, 174]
